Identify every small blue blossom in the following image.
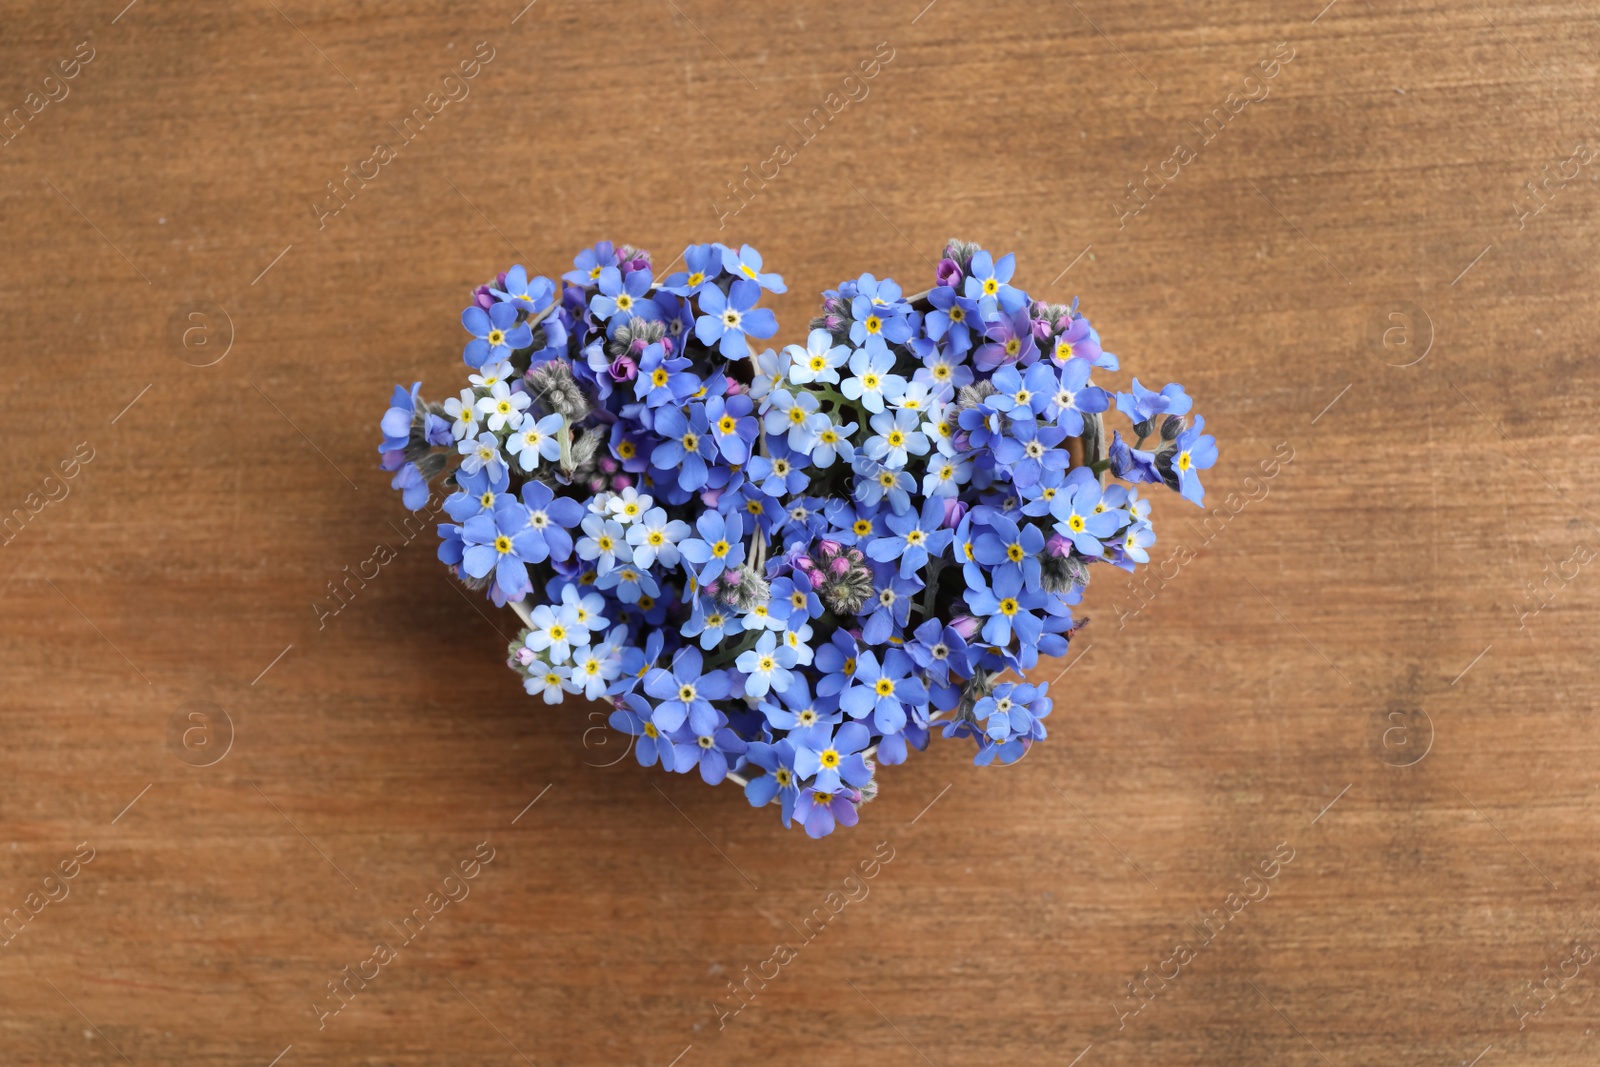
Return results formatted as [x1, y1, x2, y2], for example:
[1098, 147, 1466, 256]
[461, 301, 532, 368]
[694, 279, 778, 359]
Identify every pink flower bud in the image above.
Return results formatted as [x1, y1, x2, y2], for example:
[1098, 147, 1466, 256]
[817, 539, 843, 558]
[942, 499, 968, 529]
[514, 647, 535, 666]
[700, 487, 723, 508]
[935, 258, 963, 288]
[949, 615, 980, 640]
[612, 474, 631, 491]
[828, 556, 852, 576]
[598, 456, 619, 474]
[609, 355, 638, 382]
[1045, 534, 1071, 558]
[795, 556, 819, 574]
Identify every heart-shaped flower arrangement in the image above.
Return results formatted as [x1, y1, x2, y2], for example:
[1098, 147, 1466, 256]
[379, 240, 1216, 837]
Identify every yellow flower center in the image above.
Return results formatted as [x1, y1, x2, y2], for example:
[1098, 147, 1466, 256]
[998, 598, 1019, 616]
[494, 535, 513, 554]
[711, 540, 730, 558]
[874, 677, 895, 697]
[821, 749, 841, 768]
[487, 329, 505, 346]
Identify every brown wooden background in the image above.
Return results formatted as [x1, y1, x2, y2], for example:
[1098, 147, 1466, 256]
[3, 1, 1598, 1064]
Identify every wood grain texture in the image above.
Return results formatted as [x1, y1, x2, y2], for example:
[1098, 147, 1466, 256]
[2, 1, 1598, 1064]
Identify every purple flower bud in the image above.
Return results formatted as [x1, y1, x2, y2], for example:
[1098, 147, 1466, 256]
[817, 539, 843, 558]
[949, 615, 980, 640]
[935, 258, 963, 288]
[514, 647, 535, 666]
[942, 499, 968, 529]
[611, 474, 630, 491]
[701, 487, 724, 508]
[1045, 533, 1071, 558]
[598, 456, 618, 474]
[472, 283, 495, 310]
[609, 354, 638, 382]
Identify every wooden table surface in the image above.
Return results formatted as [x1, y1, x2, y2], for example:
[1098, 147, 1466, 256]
[4, 1, 1598, 1064]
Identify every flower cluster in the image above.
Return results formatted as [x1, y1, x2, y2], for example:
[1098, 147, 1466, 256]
[379, 239, 1215, 838]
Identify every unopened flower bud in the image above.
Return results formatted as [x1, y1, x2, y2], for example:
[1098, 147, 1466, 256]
[1160, 414, 1186, 441]
[949, 615, 980, 640]
[942, 499, 968, 529]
